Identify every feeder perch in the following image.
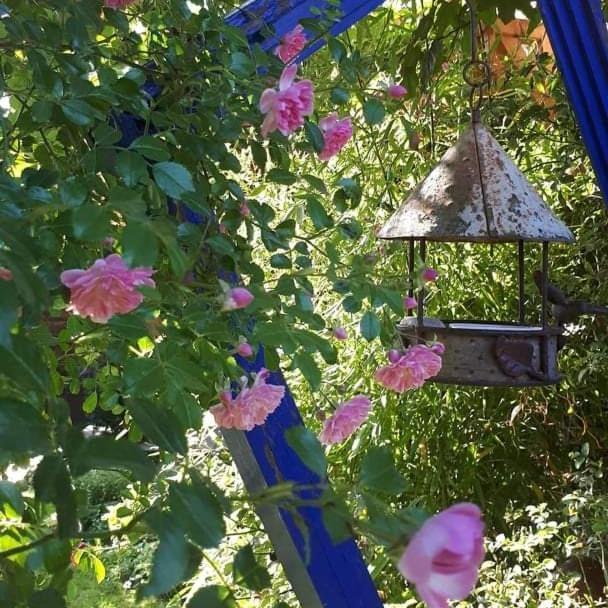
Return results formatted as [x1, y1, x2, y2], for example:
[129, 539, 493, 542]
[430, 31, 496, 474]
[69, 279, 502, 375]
[378, 122, 574, 387]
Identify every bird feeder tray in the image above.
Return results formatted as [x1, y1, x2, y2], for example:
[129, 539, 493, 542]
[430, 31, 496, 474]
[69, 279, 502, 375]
[397, 319, 563, 387]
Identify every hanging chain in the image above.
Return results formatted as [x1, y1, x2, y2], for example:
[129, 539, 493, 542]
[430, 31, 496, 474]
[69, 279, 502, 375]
[462, 0, 491, 122]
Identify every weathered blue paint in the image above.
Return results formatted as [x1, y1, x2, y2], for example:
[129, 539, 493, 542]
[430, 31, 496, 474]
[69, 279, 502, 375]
[237, 350, 383, 607]
[225, 0, 384, 61]
[538, 0, 608, 206]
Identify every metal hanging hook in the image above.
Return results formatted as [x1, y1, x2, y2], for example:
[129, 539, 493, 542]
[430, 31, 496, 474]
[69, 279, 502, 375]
[462, 0, 491, 122]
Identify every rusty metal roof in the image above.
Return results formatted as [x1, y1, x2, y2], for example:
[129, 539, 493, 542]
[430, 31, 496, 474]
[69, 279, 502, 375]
[378, 123, 574, 243]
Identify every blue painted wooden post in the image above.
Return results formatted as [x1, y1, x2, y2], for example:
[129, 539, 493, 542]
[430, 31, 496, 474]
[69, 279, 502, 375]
[538, 0, 608, 206]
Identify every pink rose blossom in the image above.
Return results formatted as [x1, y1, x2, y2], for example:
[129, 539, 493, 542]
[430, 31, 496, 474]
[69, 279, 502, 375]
[275, 24, 308, 63]
[210, 369, 285, 431]
[398, 503, 485, 608]
[375, 344, 443, 393]
[319, 395, 371, 445]
[388, 349, 401, 363]
[259, 65, 314, 137]
[236, 342, 254, 357]
[318, 113, 353, 161]
[104, 0, 137, 8]
[333, 327, 348, 340]
[422, 267, 439, 282]
[222, 287, 254, 311]
[60, 254, 155, 324]
[430, 342, 445, 355]
[0, 267, 13, 281]
[387, 84, 408, 98]
[240, 201, 251, 218]
[404, 296, 418, 310]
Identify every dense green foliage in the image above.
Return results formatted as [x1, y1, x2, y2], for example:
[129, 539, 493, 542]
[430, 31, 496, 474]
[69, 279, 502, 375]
[0, 0, 607, 606]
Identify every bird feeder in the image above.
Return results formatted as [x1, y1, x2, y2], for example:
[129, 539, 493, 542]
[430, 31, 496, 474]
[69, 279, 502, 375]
[377, 4, 574, 387]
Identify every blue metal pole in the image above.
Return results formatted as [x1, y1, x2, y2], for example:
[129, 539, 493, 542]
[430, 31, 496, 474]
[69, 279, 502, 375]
[538, 0, 608, 206]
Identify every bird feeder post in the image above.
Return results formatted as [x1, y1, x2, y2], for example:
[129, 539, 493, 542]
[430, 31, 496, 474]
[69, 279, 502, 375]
[541, 241, 550, 373]
[518, 240, 525, 325]
[408, 238, 415, 317]
[417, 238, 426, 328]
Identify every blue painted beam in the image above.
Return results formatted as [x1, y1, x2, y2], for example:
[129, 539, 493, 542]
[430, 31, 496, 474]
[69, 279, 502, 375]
[538, 0, 608, 206]
[225, 0, 385, 61]
[235, 351, 383, 608]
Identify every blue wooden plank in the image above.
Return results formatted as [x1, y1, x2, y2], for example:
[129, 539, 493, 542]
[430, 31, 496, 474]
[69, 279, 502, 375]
[225, 0, 385, 62]
[538, 0, 608, 206]
[238, 350, 383, 608]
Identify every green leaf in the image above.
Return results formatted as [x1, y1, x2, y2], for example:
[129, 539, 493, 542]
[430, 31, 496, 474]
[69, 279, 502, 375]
[306, 197, 333, 230]
[121, 222, 159, 267]
[330, 87, 350, 105]
[293, 351, 321, 390]
[33, 455, 78, 537]
[363, 99, 386, 125]
[168, 476, 225, 548]
[28, 588, 66, 608]
[152, 162, 195, 199]
[141, 511, 189, 598]
[328, 38, 347, 63]
[360, 311, 380, 341]
[69, 436, 157, 483]
[270, 253, 291, 269]
[285, 427, 327, 478]
[124, 357, 163, 395]
[302, 174, 327, 193]
[128, 399, 187, 455]
[82, 392, 97, 414]
[187, 586, 237, 608]
[230, 52, 255, 77]
[360, 446, 406, 495]
[0, 399, 50, 457]
[71, 204, 111, 241]
[250, 142, 266, 172]
[304, 121, 325, 153]
[131, 136, 171, 161]
[0, 481, 24, 516]
[0, 334, 49, 394]
[116, 151, 148, 187]
[233, 545, 271, 591]
[60, 100, 95, 126]
[108, 313, 149, 341]
[267, 168, 297, 185]
[59, 177, 88, 208]
[0, 282, 18, 347]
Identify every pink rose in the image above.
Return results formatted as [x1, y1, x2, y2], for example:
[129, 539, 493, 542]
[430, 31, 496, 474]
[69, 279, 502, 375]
[223, 287, 254, 311]
[422, 267, 439, 282]
[404, 296, 418, 310]
[399, 503, 485, 608]
[388, 349, 401, 363]
[259, 65, 314, 137]
[430, 342, 445, 355]
[333, 327, 348, 340]
[210, 369, 285, 431]
[319, 395, 371, 445]
[318, 113, 353, 161]
[60, 254, 155, 324]
[375, 344, 443, 393]
[387, 84, 408, 98]
[275, 24, 308, 63]
[240, 201, 251, 218]
[0, 267, 13, 281]
[104, 0, 137, 8]
[236, 342, 254, 358]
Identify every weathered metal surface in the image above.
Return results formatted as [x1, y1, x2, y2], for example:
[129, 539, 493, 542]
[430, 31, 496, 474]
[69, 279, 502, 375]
[398, 320, 562, 387]
[378, 124, 574, 243]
